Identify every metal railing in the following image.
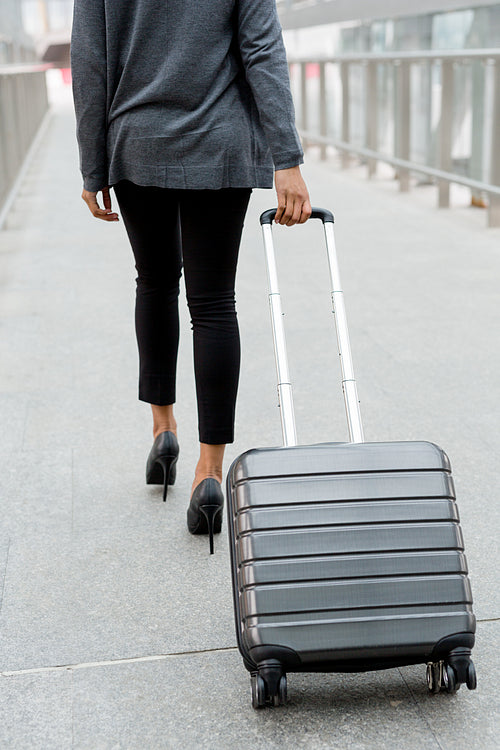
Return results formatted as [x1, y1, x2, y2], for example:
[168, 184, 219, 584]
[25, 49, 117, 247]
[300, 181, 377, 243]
[0, 63, 51, 225]
[288, 49, 500, 227]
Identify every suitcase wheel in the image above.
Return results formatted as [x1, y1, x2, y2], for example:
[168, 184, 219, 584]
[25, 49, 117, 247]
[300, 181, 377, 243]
[426, 649, 477, 694]
[442, 663, 458, 694]
[251, 673, 266, 709]
[426, 662, 442, 694]
[278, 675, 287, 705]
[250, 662, 287, 709]
[466, 661, 477, 690]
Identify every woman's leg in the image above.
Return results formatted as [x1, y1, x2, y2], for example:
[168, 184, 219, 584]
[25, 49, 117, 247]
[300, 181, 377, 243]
[112, 180, 182, 436]
[179, 187, 252, 492]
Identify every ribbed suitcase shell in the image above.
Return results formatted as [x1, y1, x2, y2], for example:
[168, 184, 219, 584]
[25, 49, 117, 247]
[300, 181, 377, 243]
[226, 440, 475, 672]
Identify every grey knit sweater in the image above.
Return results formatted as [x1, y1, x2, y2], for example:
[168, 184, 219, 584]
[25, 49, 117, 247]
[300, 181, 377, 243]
[70, 0, 304, 192]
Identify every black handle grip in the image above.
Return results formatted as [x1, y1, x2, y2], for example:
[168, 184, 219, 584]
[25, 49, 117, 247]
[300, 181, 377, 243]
[260, 206, 334, 225]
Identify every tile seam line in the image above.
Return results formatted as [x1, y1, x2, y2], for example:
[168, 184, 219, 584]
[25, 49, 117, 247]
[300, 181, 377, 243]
[398, 667, 445, 750]
[1, 646, 239, 676]
[1, 619, 496, 678]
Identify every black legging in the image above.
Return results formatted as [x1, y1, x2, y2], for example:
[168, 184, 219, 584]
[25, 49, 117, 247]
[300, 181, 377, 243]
[113, 180, 252, 444]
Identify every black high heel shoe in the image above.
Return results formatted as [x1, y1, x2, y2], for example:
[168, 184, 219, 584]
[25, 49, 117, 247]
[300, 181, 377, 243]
[146, 431, 179, 502]
[187, 478, 224, 555]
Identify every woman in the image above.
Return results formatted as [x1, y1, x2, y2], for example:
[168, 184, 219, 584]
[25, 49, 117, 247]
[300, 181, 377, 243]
[70, 0, 311, 553]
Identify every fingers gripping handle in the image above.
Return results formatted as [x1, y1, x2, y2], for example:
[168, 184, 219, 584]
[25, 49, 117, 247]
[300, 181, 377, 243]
[259, 208, 364, 445]
[260, 207, 334, 225]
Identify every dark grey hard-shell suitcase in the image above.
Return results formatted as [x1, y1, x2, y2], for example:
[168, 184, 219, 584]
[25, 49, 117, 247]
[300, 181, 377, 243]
[225, 208, 476, 708]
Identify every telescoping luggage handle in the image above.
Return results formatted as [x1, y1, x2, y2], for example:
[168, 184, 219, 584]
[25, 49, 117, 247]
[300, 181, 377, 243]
[260, 207, 364, 446]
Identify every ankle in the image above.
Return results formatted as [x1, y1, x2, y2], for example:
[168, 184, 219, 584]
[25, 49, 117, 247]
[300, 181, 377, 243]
[192, 468, 223, 494]
[153, 423, 177, 439]
[151, 404, 176, 440]
[195, 468, 222, 481]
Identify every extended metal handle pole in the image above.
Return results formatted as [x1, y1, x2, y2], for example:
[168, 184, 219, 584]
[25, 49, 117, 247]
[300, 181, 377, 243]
[261, 221, 298, 447]
[322, 221, 364, 443]
[259, 208, 364, 445]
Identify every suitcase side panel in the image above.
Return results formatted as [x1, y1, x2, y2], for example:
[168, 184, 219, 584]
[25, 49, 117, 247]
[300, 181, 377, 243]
[238, 522, 464, 563]
[242, 575, 472, 616]
[240, 550, 469, 586]
[236, 498, 458, 534]
[231, 441, 451, 485]
[235, 471, 455, 509]
[246, 611, 475, 667]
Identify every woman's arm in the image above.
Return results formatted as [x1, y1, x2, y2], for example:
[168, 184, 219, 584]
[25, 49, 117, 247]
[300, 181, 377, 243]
[236, 0, 311, 225]
[235, 0, 303, 171]
[70, 0, 108, 193]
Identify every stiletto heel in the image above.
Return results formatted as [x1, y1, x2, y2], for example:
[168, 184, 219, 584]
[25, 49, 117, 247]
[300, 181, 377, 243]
[146, 431, 179, 501]
[199, 504, 223, 555]
[187, 478, 224, 554]
[156, 454, 178, 501]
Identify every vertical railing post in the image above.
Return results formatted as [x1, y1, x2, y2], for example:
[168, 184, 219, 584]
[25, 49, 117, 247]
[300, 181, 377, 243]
[488, 59, 500, 227]
[5, 76, 17, 182]
[423, 60, 435, 178]
[395, 60, 411, 192]
[31, 73, 38, 140]
[42, 66, 49, 112]
[20, 73, 29, 153]
[365, 61, 378, 177]
[300, 61, 308, 150]
[0, 76, 6, 203]
[14, 74, 23, 167]
[319, 61, 327, 160]
[470, 60, 486, 206]
[340, 62, 350, 168]
[439, 59, 454, 208]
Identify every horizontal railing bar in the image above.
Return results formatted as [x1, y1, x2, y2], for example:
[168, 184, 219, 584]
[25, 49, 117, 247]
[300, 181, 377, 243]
[289, 48, 500, 64]
[0, 63, 54, 75]
[299, 131, 500, 196]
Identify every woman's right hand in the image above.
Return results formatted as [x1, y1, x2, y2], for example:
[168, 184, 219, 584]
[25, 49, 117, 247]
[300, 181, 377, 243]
[81, 186, 120, 222]
[274, 165, 312, 226]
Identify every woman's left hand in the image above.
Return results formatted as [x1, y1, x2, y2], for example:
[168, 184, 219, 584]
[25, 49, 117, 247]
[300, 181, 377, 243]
[81, 186, 120, 222]
[274, 165, 312, 226]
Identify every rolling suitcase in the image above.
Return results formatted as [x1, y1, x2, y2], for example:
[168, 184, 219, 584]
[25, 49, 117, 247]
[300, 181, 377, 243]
[225, 207, 476, 708]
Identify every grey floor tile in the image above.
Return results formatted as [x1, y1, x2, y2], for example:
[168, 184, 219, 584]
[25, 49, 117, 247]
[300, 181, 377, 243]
[0, 535, 11, 611]
[71, 650, 439, 750]
[0, 670, 72, 750]
[0, 447, 72, 536]
[0, 524, 235, 671]
[399, 620, 500, 750]
[0, 394, 28, 457]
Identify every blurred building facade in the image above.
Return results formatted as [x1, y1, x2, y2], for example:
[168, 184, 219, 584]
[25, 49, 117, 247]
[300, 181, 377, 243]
[4, 2, 499, 65]
[20, 0, 73, 66]
[0, 0, 36, 62]
[0, 0, 74, 66]
[281, 1, 500, 223]
[280, 1, 500, 55]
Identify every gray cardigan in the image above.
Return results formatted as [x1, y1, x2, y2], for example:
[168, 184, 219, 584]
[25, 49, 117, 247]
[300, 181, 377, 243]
[70, 0, 304, 192]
